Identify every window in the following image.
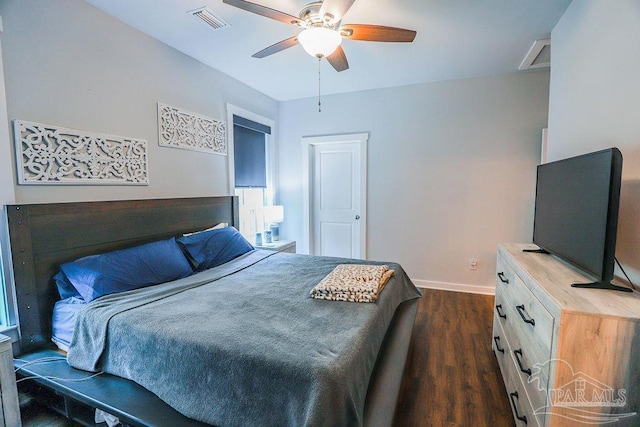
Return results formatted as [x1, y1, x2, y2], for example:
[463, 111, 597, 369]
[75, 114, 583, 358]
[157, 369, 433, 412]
[0, 220, 18, 336]
[227, 106, 276, 243]
[0, 248, 8, 327]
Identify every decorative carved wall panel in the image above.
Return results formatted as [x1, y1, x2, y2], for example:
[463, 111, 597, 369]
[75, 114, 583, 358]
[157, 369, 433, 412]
[14, 120, 148, 185]
[157, 103, 227, 155]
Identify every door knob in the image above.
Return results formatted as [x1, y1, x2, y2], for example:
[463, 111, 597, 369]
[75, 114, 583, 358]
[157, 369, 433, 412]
[355, 215, 360, 220]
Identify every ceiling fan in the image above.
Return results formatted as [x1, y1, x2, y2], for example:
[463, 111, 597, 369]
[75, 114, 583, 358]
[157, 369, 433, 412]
[222, 0, 417, 72]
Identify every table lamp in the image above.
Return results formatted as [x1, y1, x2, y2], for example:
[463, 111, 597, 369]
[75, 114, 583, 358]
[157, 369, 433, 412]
[265, 205, 284, 242]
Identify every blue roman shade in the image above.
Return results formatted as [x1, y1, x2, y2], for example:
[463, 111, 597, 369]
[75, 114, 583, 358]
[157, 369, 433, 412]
[233, 115, 271, 188]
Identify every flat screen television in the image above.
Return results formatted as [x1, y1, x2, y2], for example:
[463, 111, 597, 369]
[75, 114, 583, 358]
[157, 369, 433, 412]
[531, 147, 630, 292]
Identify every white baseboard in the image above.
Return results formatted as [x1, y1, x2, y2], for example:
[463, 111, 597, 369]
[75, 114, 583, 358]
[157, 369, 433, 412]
[412, 279, 495, 295]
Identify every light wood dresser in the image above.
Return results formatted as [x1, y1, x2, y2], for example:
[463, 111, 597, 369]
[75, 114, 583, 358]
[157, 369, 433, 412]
[492, 243, 640, 427]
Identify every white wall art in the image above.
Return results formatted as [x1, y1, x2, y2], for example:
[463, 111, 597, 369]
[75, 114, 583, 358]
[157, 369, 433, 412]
[14, 120, 148, 185]
[157, 103, 227, 155]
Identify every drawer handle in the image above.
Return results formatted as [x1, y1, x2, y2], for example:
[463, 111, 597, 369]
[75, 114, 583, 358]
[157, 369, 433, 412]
[515, 305, 536, 326]
[514, 349, 532, 376]
[497, 272, 509, 284]
[495, 304, 507, 319]
[509, 392, 528, 424]
[493, 336, 505, 353]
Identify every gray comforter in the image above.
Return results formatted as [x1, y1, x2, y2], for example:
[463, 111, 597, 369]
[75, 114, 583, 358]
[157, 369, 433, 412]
[67, 250, 421, 426]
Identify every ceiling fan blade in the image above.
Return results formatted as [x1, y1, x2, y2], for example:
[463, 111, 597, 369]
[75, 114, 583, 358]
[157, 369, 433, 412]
[319, 0, 357, 23]
[340, 24, 417, 42]
[223, 0, 302, 26]
[252, 36, 299, 58]
[326, 45, 349, 72]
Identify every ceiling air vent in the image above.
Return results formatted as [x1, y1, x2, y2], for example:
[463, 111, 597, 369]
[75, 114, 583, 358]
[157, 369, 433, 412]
[189, 7, 230, 31]
[519, 38, 551, 71]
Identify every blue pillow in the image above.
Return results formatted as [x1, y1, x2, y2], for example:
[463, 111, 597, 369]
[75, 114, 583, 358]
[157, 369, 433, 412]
[177, 227, 254, 271]
[60, 237, 193, 302]
[54, 270, 82, 300]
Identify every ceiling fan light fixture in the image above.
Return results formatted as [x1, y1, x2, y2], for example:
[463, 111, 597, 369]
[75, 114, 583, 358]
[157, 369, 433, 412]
[298, 27, 342, 58]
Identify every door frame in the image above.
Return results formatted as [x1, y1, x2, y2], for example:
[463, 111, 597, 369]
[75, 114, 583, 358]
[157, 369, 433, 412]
[302, 132, 368, 256]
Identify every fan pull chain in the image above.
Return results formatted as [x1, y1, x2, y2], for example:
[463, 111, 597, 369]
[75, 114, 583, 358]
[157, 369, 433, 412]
[317, 57, 322, 113]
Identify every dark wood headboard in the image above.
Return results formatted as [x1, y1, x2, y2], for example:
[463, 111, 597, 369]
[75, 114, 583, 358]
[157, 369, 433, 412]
[5, 196, 239, 354]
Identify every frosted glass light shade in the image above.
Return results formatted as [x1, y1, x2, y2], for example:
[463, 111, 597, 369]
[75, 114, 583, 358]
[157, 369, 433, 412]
[298, 27, 342, 58]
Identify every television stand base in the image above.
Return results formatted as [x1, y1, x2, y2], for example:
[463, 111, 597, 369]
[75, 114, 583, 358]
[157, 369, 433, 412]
[571, 282, 633, 292]
[522, 248, 549, 254]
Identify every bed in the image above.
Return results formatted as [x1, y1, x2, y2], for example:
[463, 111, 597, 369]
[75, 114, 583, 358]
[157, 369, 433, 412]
[6, 196, 421, 426]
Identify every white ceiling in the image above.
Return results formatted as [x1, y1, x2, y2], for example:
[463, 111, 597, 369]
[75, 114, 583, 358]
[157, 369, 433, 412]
[85, 0, 573, 101]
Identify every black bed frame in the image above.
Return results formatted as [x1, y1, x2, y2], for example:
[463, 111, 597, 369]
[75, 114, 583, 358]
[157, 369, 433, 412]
[5, 196, 417, 426]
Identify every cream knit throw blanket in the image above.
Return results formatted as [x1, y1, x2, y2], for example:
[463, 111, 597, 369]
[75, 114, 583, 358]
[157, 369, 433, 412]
[310, 264, 394, 303]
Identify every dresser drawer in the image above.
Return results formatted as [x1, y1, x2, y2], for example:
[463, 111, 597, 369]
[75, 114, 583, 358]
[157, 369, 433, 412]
[494, 311, 544, 427]
[505, 274, 554, 367]
[493, 287, 509, 331]
[494, 313, 549, 419]
[498, 278, 554, 371]
[495, 261, 553, 418]
[501, 325, 549, 417]
[492, 312, 511, 380]
[495, 254, 515, 295]
[504, 353, 542, 427]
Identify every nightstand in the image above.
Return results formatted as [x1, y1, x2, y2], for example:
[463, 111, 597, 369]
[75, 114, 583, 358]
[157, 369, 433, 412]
[255, 240, 296, 253]
[0, 334, 20, 426]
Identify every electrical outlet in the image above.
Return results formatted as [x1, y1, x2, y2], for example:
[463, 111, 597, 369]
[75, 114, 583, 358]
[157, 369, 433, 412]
[469, 258, 478, 270]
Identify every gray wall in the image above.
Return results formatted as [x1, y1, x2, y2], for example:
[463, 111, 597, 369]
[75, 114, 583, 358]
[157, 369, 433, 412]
[0, 36, 13, 206]
[279, 72, 550, 291]
[0, 0, 278, 204]
[548, 0, 640, 286]
[0, 0, 553, 293]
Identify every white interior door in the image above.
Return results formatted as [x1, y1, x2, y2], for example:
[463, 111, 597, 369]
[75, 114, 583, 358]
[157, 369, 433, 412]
[303, 133, 367, 259]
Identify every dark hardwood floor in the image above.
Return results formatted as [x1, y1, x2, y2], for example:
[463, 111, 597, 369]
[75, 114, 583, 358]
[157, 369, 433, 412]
[20, 289, 514, 426]
[393, 289, 514, 426]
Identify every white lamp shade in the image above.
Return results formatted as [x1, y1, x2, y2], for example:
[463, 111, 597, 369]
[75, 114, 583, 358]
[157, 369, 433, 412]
[265, 205, 284, 223]
[298, 27, 342, 58]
